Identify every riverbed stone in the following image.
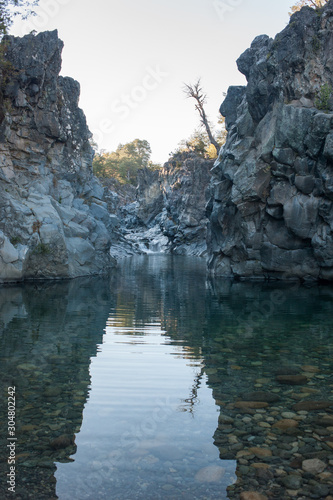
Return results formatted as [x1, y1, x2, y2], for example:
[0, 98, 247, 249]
[316, 416, 333, 426]
[281, 474, 302, 489]
[249, 447, 272, 458]
[302, 458, 327, 474]
[293, 401, 333, 411]
[195, 465, 226, 482]
[240, 492, 268, 500]
[281, 412, 297, 419]
[276, 375, 308, 385]
[240, 391, 280, 403]
[272, 419, 299, 431]
[234, 402, 269, 409]
[50, 434, 75, 450]
[301, 365, 320, 373]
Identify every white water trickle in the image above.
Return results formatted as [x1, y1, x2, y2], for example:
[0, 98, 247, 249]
[126, 225, 169, 255]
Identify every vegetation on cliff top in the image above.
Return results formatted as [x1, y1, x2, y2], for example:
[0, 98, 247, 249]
[93, 139, 160, 185]
[290, 0, 327, 15]
[0, 0, 38, 37]
[173, 119, 226, 160]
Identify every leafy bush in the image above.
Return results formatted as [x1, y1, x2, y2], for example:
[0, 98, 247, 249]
[315, 83, 332, 111]
[33, 243, 50, 255]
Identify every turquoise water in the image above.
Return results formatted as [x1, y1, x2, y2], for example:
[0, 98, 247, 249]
[1, 255, 333, 499]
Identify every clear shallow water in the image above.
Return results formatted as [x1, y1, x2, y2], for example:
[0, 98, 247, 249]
[1, 255, 333, 499]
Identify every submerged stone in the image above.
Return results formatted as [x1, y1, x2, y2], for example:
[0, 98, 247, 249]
[248, 447, 272, 458]
[276, 375, 308, 385]
[240, 492, 268, 500]
[195, 465, 225, 482]
[50, 434, 75, 450]
[234, 402, 269, 409]
[302, 458, 326, 474]
[240, 392, 280, 403]
[272, 419, 299, 431]
[292, 401, 333, 411]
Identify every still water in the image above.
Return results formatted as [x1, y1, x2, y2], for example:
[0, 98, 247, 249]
[1, 255, 333, 499]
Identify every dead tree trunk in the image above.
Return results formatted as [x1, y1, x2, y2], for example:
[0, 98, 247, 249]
[184, 79, 220, 155]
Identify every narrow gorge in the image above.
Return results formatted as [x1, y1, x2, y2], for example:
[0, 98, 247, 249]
[2, 3, 333, 283]
[2, 4, 333, 500]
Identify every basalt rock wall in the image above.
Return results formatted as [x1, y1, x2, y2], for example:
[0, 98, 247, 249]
[207, 1, 333, 281]
[0, 30, 115, 282]
[136, 153, 213, 256]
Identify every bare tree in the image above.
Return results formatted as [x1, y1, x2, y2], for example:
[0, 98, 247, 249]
[183, 78, 220, 155]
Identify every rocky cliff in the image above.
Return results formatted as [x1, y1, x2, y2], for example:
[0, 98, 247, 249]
[207, 0, 333, 281]
[0, 30, 115, 282]
[134, 152, 213, 255]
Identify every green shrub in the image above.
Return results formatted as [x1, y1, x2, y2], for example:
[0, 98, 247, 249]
[10, 236, 22, 246]
[315, 83, 332, 111]
[33, 243, 50, 255]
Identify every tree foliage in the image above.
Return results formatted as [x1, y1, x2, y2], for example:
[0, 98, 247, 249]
[93, 139, 160, 185]
[183, 78, 221, 155]
[290, 0, 327, 14]
[0, 0, 38, 37]
[174, 116, 227, 160]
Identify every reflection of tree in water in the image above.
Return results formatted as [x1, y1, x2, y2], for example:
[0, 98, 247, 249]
[179, 365, 205, 416]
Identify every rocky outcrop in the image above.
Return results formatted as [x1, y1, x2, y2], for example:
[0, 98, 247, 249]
[0, 30, 116, 282]
[136, 167, 164, 226]
[207, 1, 333, 281]
[133, 153, 213, 255]
[160, 153, 213, 255]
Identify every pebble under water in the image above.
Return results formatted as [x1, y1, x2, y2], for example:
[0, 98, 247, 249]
[1, 255, 333, 500]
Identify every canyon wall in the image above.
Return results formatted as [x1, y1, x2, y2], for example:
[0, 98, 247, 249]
[207, 1, 333, 281]
[0, 30, 115, 282]
[136, 153, 213, 256]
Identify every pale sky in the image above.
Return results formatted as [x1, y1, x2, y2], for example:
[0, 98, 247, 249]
[11, 0, 294, 163]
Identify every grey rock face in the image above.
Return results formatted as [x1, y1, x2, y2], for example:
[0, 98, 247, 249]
[160, 153, 213, 256]
[133, 153, 213, 256]
[207, 0, 333, 281]
[0, 31, 115, 282]
[136, 168, 164, 226]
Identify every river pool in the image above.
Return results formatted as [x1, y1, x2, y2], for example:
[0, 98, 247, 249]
[1, 255, 333, 499]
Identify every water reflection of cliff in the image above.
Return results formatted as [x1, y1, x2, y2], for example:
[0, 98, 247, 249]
[113, 256, 333, 499]
[0, 278, 114, 500]
[1, 257, 333, 499]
